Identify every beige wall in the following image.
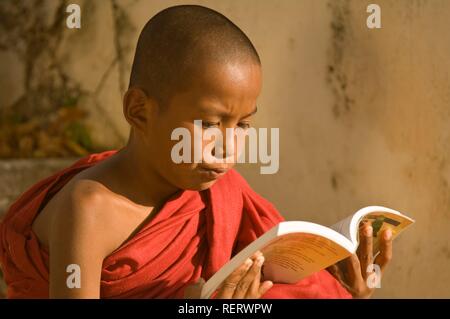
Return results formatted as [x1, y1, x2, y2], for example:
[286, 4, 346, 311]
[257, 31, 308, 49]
[238, 0, 450, 298]
[1, 0, 449, 297]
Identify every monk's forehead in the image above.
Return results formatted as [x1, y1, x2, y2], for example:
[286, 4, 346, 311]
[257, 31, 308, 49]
[187, 59, 261, 94]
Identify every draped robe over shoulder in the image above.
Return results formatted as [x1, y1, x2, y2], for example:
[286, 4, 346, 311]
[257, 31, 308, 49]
[0, 151, 351, 299]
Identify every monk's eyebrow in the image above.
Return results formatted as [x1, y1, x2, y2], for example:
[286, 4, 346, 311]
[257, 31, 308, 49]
[199, 104, 226, 116]
[241, 106, 258, 119]
[199, 105, 258, 118]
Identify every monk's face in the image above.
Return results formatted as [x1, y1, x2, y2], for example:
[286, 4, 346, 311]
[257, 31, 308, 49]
[145, 61, 262, 191]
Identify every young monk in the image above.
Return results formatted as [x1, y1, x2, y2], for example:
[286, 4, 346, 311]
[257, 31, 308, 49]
[0, 5, 392, 299]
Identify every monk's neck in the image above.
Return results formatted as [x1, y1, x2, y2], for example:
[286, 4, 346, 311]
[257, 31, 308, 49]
[108, 145, 180, 208]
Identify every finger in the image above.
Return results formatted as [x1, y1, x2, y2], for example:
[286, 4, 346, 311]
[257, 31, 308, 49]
[217, 258, 253, 299]
[244, 255, 265, 298]
[234, 255, 264, 298]
[357, 224, 373, 280]
[337, 254, 375, 298]
[258, 280, 273, 297]
[251, 250, 263, 259]
[374, 228, 393, 273]
[345, 255, 373, 298]
[345, 254, 364, 285]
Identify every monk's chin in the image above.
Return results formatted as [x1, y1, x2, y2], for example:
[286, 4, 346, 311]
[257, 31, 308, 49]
[175, 174, 221, 191]
[185, 179, 218, 191]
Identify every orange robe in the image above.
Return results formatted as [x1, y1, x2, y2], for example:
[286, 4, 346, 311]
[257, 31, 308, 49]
[0, 151, 350, 298]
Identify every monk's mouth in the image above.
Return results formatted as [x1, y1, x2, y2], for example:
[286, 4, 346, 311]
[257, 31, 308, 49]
[197, 166, 228, 179]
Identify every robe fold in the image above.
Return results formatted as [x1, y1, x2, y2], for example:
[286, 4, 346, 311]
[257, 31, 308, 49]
[0, 151, 351, 299]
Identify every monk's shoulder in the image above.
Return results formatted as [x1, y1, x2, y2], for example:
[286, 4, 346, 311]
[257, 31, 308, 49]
[65, 178, 112, 209]
[47, 177, 154, 255]
[49, 178, 114, 222]
[57, 178, 123, 241]
[33, 178, 119, 255]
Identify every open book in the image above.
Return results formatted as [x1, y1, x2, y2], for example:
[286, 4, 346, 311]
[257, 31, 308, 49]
[200, 206, 414, 299]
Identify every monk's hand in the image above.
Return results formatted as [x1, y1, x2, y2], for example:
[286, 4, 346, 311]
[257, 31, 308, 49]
[183, 251, 273, 299]
[327, 222, 393, 298]
[216, 251, 273, 299]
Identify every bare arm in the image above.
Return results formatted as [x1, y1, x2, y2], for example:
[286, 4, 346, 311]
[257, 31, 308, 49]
[48, 182, 113, 298]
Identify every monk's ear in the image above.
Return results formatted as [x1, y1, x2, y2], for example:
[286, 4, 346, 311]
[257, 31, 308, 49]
[123, 87, 156, 132]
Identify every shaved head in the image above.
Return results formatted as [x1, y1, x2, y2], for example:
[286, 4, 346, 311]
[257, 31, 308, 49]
[129, 5, 261, 106]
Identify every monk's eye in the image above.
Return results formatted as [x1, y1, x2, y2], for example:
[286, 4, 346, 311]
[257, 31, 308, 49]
[202, 121, 220, 129]
[237, 122, 251, 129]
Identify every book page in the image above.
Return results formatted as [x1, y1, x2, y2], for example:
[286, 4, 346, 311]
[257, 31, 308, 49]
[260, 232, 352, 283]
[330, 214, 354, 241]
